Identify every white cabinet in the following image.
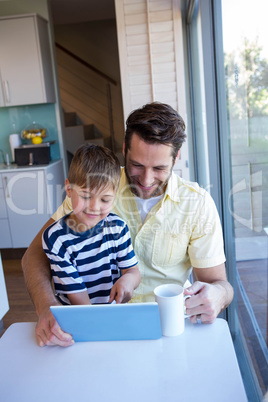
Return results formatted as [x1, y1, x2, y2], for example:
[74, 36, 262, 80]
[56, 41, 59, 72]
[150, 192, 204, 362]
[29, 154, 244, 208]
[0, 160, 64, 248]
[0, 14, 55, 107]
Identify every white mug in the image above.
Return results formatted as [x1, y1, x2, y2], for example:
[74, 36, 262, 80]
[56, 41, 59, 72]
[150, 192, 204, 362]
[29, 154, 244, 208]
[154, 284, 191, 337]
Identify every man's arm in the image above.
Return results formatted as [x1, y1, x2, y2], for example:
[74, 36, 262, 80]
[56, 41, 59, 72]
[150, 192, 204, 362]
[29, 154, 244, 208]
[184, 263, 234, 324]
[21, 219, 74, 347]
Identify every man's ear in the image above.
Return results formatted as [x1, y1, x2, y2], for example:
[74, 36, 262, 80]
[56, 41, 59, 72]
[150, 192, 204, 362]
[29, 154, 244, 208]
[122, 142, 126, 157]
[65, 179, 71, 197]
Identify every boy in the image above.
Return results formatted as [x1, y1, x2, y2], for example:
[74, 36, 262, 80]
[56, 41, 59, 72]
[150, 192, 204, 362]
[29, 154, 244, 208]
[42, 144, 140, 305]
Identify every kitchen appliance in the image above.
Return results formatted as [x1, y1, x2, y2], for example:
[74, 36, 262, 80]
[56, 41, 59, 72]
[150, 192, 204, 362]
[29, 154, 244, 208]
[14, 143, 51, 166]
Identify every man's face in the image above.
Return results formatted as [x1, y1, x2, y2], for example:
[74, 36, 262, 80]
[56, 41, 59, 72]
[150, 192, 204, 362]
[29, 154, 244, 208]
[124, 133, 179, 199]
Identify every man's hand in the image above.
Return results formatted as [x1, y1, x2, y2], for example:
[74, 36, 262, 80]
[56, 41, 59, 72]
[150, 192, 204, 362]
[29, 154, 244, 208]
[183, 263, 234, 324]
[35, 308, 74, 347]
[184, 281, 227, 324]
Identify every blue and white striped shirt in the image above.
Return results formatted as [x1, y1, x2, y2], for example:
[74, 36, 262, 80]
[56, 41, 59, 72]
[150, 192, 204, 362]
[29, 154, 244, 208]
[42, 213, 138, 304]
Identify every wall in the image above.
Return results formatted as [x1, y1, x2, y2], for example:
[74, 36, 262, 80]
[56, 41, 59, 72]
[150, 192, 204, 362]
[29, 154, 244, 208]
[54, 19, 121, 85]
[0, 0, 66, 171]
[54, 19, 125, 151]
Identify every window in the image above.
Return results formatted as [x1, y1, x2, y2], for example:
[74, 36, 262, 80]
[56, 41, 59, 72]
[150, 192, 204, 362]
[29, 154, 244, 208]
[221, 0, 268, 396]
[185, 0, 268, 399]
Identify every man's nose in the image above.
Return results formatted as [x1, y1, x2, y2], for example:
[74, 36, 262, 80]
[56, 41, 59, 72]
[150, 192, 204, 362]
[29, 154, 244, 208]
[141, 169, 153, 187]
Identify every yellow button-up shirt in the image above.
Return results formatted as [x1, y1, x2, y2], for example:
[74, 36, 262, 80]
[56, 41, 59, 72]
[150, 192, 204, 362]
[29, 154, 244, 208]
[52, 168, 225, 302]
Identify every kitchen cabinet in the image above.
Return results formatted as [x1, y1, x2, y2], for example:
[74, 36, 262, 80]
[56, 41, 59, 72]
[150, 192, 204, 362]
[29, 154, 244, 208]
[0, 160, 64, 248]
[0, 14, 55, 107]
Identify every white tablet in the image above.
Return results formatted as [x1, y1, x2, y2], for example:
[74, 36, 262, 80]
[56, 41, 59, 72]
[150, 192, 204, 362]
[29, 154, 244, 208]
[50, 302, 162, 342]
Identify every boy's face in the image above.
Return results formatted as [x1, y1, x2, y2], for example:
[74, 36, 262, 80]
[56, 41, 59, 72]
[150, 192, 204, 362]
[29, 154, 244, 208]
[65, 180, 116, 231]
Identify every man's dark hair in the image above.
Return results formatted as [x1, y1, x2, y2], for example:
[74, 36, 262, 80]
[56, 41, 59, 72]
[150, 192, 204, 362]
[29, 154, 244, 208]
[125, 102, 186, 161]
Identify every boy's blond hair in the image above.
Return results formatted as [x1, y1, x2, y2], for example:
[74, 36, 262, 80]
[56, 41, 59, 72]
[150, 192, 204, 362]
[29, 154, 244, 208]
[68, 144, 121, 192]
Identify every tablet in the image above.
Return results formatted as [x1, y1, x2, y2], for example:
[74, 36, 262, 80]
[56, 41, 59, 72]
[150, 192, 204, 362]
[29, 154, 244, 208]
[50, 302, 162, 342]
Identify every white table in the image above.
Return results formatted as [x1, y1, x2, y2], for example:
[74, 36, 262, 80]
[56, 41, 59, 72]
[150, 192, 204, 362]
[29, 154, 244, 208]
[0, 319, 247, 402]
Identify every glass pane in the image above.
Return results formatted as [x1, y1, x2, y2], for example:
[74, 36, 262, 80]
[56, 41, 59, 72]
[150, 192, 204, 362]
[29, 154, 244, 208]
[222, 0, 268, 395]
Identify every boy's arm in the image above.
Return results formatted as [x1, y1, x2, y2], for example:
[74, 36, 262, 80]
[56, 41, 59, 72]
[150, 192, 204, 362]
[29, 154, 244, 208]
[109, 265, 141, 304]
[68, 291, 92, 305]
[42, 231, 91, 307]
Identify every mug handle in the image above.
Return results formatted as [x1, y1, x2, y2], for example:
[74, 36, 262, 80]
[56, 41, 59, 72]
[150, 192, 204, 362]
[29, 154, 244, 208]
[184, 294, 192, 318]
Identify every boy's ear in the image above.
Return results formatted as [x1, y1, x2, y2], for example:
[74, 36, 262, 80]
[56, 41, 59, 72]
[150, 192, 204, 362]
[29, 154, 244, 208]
[65, 179, 71, 197]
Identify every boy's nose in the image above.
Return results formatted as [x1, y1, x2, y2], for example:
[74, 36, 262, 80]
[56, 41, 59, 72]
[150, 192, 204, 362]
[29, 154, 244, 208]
[88, 198, 99, 211]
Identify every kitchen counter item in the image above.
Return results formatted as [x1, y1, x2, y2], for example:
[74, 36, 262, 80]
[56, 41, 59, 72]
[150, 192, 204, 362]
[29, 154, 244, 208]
[21, 121, 47, 143]
[20, 140, 56, 148]
[15, 143, 50, 166]
[9, 133, 21, 162]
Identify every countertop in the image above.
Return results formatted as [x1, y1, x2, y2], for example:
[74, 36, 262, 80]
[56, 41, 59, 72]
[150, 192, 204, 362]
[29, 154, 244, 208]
[0, 159, 62, 173]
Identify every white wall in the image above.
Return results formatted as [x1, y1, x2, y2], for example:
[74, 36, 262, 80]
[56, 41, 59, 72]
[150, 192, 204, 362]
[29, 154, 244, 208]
[53, 19, 125, 152]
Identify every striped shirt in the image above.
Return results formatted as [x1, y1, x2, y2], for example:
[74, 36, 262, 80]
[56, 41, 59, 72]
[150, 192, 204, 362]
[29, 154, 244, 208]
[42, 212, 138, 305]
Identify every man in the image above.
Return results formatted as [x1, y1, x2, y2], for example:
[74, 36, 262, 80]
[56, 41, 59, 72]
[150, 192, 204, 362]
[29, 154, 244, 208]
[22, 102, 233, 347]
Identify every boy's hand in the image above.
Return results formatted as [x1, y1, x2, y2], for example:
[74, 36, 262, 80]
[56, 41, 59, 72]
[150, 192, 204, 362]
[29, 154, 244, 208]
[109, 275, 134, 303]
[109, 266, 141, 304]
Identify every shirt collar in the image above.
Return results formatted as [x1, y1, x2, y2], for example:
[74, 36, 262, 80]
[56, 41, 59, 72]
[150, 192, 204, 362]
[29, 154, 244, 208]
[117, 167, 132, 197]
[164, 172, 204, 203]
[163, 171, 181, 203]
